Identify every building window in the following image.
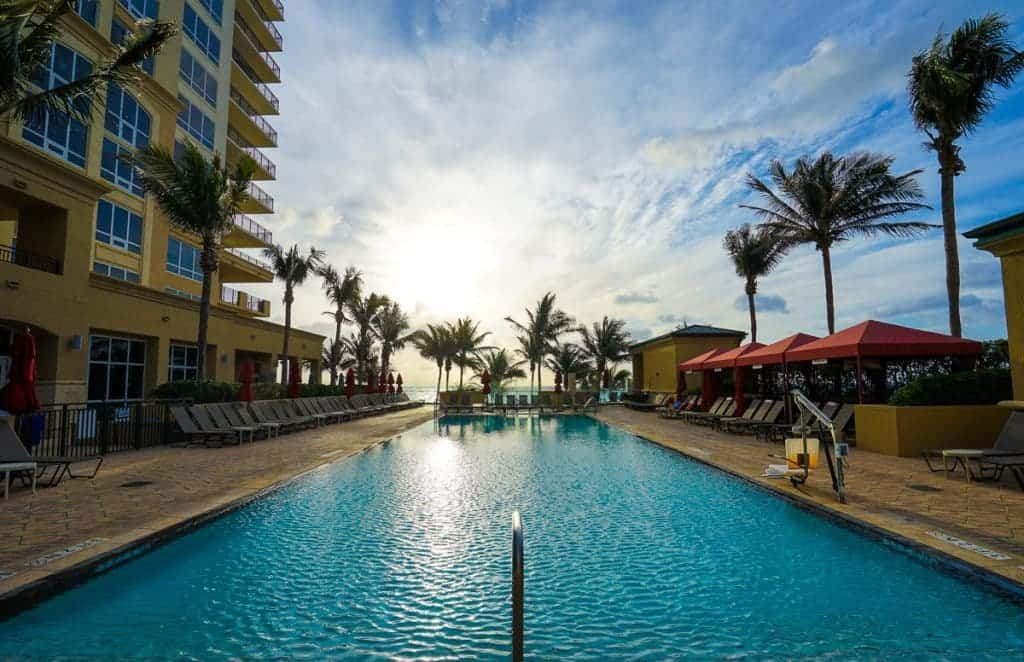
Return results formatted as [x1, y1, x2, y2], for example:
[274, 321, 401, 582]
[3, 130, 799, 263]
[166, 237, 203, 282]
[100, 139, 143, 196]
[22, 44, 91, 168]
[75, 0, 99, 25]
[176, 95, 215, 149]
[96, 200, 142, 254]
[168, 343, 199, 382]
[111, 19, 155, 75]
[196, 0, 223, 24]
[165, 287, 202, 302]
[93, 260, 141, 284]
[183, 4, 221, 64]
[179, 50, 218, 106]
[117, 0, 158, 21]
[105, 83, 151, 148]
[173, 140, 188, 163]
[87, 334, 146, 402]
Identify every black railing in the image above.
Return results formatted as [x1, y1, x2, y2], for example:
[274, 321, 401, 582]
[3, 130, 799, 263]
[0, 244, 61, 275]
[511, 511, 524, 662]
[9, 400, 186, 457]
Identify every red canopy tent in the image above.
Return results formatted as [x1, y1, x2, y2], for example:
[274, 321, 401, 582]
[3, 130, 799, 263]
[237, 359, 255, 402]
[2, 330, 40, 414]
[785, 320, 983, 403]
[287, 359, 302, 398]
[678, 348, 729, 411]
[735, 333, 819, 421]
[701, 343, 765, 415]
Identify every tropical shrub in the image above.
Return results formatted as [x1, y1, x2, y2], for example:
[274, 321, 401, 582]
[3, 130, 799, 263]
[150, 380, 238, 403]
[888, 368, 1012, 406]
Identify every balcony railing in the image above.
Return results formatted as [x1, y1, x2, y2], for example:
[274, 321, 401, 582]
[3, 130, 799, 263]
[265, 19, 283, 49]
[221, 284, 239, 305]
[232, 50, 280, 111]
[226, 247, 273, 272]
[0, 244, 61, 274]
[234, 17, 281, 80]
[228, 128, 276, 178]
[232, 213, 273, 243]
[230, 88, 278, 146]
[246, 182, 274, 212]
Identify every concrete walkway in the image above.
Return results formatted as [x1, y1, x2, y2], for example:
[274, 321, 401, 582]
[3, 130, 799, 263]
[594, 406, 1024, 593]
[0, 407, 434, 605]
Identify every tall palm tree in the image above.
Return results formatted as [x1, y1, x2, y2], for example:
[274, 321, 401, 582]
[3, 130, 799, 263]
[263, 244, 325, 383]
[1, 1, 175, 121]
[741, 152, 933, 334]
[321, 338, 354, 384]
[411, 323, 455, 402]
[722, 224, 787, 342]
[505, 292, 574, 394]
[514, 333, 538, 395]
[473, 349, 527, 401]
[448, 317, 490, 390]
[348, 292, 389, 384]
[544, 343, 592, 387]
[908, 13, 1023, 337]
[577, 316, 632, 387]
[318, 265, 362, 385]
[373, 300, 413, 377]
[132, 141, 255, 378]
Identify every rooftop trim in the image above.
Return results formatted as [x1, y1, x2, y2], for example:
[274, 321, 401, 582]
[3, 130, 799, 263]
[629, 324, 746, 352]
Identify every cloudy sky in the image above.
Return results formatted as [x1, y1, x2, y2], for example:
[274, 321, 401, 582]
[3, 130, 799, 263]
[245, 0, 1024, 386]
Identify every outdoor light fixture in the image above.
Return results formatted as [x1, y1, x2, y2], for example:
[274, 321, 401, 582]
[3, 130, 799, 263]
[68, 335, 83, 350]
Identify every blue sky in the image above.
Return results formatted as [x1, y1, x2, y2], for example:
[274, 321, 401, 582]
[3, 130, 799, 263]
[248, 0, 1024, 385]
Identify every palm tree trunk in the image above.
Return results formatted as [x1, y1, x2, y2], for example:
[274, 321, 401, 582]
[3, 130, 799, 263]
[746, 283, 757, 343]
[197, 242, 217, 379]
[281, 286, 293, 384]
[939, 151, 962, 337]
[821, 244, 836, 335]
[435, 365, 442, 403]
[458, 354, 464, 390]
[331, 317, 342, 386]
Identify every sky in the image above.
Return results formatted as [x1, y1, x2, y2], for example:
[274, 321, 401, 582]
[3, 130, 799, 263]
[244, 0, 1024, 387]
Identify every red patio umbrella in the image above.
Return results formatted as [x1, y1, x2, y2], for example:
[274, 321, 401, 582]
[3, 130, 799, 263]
[2, 330, 40, 414]
[396, 373, 404, 394]
[554, 371, 562, 394]
[387, 372, 395, 394]
[344, 368, 355, 398]
[237, 359, 254, 402]
[287, 359, 302, 398]
[379, 371, 387, 394]
[481, 369, 491, 396]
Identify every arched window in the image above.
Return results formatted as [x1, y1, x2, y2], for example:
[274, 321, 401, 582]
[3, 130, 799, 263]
[101, 83, 151, 196]
[22, 43, 92, 167]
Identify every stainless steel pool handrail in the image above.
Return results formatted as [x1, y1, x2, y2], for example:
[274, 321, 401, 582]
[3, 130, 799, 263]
[790, 389, 846, 503]
[512, 510, 524, 661]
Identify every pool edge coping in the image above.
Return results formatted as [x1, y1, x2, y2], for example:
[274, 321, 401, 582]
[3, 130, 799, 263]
[590, 414, 1024, 602]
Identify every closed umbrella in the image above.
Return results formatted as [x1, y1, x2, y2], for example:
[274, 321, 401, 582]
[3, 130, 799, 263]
[379, 371, 387, 394]
[344, 369, 355, 398]
[238, 359, 254, 402]
[396, 374, 404, 394]
[287, 359, 302, 398]
[554, 371, 562, 394]
[387, 372, 395, 395]
[2, 330, 40, 414]
[481, 369, 491, 396]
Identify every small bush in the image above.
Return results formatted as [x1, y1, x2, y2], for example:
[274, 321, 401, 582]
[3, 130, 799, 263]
[888, 368, 1012, 406]
[150, 380, 239, 403]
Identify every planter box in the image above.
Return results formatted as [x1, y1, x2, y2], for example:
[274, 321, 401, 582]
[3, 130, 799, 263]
[854, 405, 1011, 457]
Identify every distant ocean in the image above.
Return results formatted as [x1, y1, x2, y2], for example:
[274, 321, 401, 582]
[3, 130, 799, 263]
[399, 386, 626, 404]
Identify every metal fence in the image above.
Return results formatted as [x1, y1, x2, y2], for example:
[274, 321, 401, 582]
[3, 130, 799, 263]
[9, 400, 186, 458]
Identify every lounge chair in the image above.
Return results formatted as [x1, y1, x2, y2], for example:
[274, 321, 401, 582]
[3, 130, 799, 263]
[191, 405, 253, 444]
[726, 400, 784, 434]
[291, 398, 333, 425]
[313, 397, 352, 421]
[755, 401, 838, 443]
[273, 400, 317, 428]
[696, 399, 738, 427]
[974, 455, 1024, 490]
[923, 411, 1024, 474]
[170, 405, 235, 447]
[712, 399, 764, 431]
[250, 401, 306, 431]
[518, 395, 530, 411]
[221, 402, 280, 437]
[1, 421, 37, 498]
[683, 397, 731, 424]
[658, 397, 689, 419]
[336, 396, 367, 418]
[204, 403, 265, 440]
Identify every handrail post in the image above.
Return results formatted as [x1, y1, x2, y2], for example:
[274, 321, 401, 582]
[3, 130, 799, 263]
[512, 511, 524, 662]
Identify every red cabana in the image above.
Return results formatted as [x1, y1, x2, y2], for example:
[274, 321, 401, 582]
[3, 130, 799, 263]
[735, 333, 820, 421]
[786, 320, 984, 403]
[344, 369, 356, 398]
[237, 359, 255, 402]
[701, 343, 765, 415]
[387, 372, 395, 394]
[287, 359, 302, 398]
[396, 373, 403, 394]
[2, 330, 40, 414]
[678, 348, 729, 411]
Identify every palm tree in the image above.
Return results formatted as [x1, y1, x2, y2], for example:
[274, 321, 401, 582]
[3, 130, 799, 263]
[908, 14, 1023, 337]
[741, 152, 933, 334]
[1, 1, 175, 121]
[318, 265, 362, 385]
[578, 316, 632, 387]
[448, 317, 490, 390]
[514, 333, 539, 395]
[321, 338, 354, 383]
[544, 343, 592, 387]
[473, 349, 527, 401]
[132, 141, 255, 378]
[263, 244, 325, 383]
[373, 300, 413, 377]
[722, 224, 786, 342]
[348, 292, 389, 384]
[505, 292, 574, 394]
[411, 323, 455, 402]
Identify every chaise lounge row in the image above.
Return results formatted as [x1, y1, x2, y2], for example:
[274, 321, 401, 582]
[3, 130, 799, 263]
[659, 394, 855, 443]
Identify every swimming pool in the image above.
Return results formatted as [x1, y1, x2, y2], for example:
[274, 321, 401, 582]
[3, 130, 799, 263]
[2, 415, 1022, 659]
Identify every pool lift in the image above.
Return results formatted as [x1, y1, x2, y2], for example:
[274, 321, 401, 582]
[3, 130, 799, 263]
[784, 390, 848, 504]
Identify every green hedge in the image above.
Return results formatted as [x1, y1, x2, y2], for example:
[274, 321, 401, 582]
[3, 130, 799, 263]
[150, 380, 353, 403]
[888, 368, 1012, 406]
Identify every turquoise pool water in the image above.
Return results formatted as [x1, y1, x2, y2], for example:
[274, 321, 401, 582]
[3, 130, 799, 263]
[2, 415, 1022, 659]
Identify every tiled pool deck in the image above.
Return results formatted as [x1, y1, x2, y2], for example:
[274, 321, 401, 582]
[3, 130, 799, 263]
[594, 407, 1024, 594]
[2, 404, 1023, 614]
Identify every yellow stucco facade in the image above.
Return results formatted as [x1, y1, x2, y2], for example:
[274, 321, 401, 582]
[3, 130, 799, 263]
[1, 1, 321, 404]
[966, 214, 1024, 399]
[629, 326, 745, 393]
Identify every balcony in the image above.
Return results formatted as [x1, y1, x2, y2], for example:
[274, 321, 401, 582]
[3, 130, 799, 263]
[220, 284, 271, 316]
[227, 128, 276, 180]
[231, 53, 280, 113]
[223, 213, 273, 248]
[220, 247, 274, 283]
[252, 0, 283, 22]
[234, 5, 282, 53]
[234, 16, 281, 83]
[239, 181, 274, 214]
[0, 244, 61, 275]
[229, 88, 278, 148]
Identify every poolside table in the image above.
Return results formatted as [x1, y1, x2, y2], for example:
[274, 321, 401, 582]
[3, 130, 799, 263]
[941, 449, 987, 482]
[2, 462, 36, 499]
